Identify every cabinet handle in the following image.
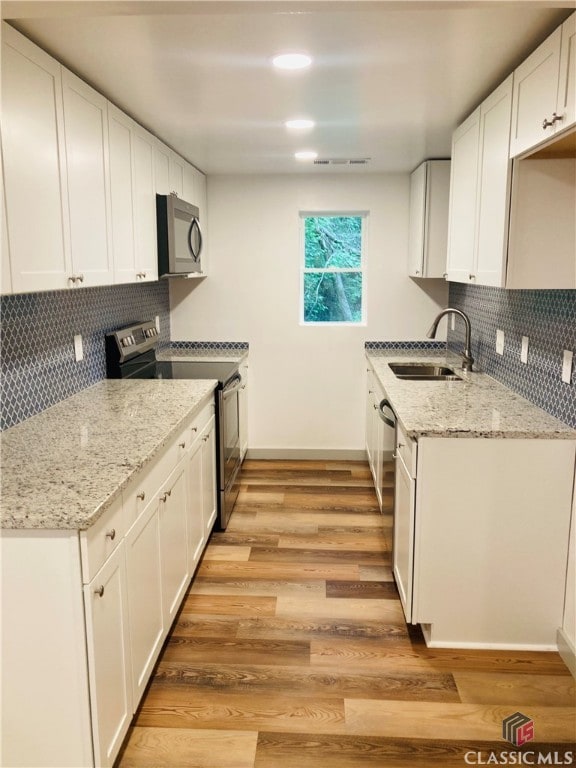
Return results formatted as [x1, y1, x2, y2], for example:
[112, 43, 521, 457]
[415, 269, 420, 275]
[469, 273, 476, 281]
[137, 491, 145, 501]
[398, 442, 405, 449]
[202, 435, 210, 442]
[94, 585, 105, 598]
[191, 427, 198, 433]
[392, 451, 398, 459]
[76, 274, 84, 284]
[160, 490, 172, 502]
[443, 272, 448, 279]
[105, 528, 116, 541]
[179, 441, 186, 448]
[542, 112, 563, 130]
[373, 404, 378, 410]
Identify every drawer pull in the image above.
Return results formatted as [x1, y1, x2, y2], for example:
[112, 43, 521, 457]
[191, 427, 198, 433]
[202, 435, 210, 442]
[105, 528, 116, 541]
[160, 490, 172, 502]
[94, 585, 105, 598]
[179, 442, 186, 448]
[397, 442, 405, 449]
[137, 491, 146, 501]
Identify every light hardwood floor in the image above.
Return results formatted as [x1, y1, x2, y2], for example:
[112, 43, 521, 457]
[117, 460, 576, 767]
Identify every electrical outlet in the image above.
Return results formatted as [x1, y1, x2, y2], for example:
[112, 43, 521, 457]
[155, 315, 160, 332]
[521, 336, 529, 364]
[450, 314, 455, 331]
[562, 350, 573, 384]
[496, 329, 505, 356]
[74, 334, 83, 362]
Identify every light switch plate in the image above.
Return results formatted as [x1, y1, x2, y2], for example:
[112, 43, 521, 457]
[496, 329, 505, 356]
[521, 336, 529, 364]
[562, 350, 573, 384]
[74, 334, 83, 362]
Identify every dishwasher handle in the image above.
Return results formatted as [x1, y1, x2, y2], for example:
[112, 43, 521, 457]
[378, 398, 396, 429]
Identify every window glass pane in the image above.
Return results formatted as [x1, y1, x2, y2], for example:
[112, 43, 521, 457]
[304, 216, 362, 269]
[303, 272, 363, 323]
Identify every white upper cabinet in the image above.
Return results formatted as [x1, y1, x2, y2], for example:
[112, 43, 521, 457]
[169, 153, 185, 198]
[108, 105, 136, 283]
[408, 160, 450, 279]
[474, 76, 514, 286]
[446, 108, 480, 284]
[510, 14, 576, 158]
[62, 70, 113, 287]
[1, 25, 72, 293]
[153, 142, 171, 195]
[131, 124, 158, 282]
[446, 76, 513, 287]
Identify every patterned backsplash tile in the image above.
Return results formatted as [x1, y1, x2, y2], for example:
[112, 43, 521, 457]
[448, 284, 576, 428]
[365, 341, 445, 351]
[1, 282, 170, 430]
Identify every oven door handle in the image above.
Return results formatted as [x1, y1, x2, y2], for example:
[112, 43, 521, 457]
[378, 398, 396, 429]
[222, 373, 242, 396]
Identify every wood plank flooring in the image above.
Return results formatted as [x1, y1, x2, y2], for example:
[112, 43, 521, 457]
[118, 460, 576, 768]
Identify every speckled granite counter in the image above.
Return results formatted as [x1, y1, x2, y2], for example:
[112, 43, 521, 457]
[0, 379, 217, 530]
[367, 349, 575, 439]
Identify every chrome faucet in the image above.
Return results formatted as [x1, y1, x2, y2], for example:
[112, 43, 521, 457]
[427, 308, 474, 372]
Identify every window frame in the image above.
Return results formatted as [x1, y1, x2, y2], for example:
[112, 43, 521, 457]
[299, 211, 368, 326]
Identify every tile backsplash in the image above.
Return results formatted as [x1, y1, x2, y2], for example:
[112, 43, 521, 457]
[1, 282, 170, 430]
[448, 283, 576, 428]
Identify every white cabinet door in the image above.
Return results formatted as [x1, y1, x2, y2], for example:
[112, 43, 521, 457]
[2, 170, 12, 294]
[407, 163, 427, 278]
[154, 142, 171, 194]
[108, 105, 136, 283]
[132, 125, 158, 282]
[187, 435, 206, 575]
[1, 25, 72, 293]
[510, 27, 562, 157]
[446, 108, 480, 284]
[239, 362, 249, 461]
[158, 460, 190, 628]
[125, 498, 164, 704]
[558, 14, 576, 136]
[62, 69, 113, 286]
[393, 453, 416, 624]
[169, 153, 185, 198]
[83, 545, 132, 768]
[474, 75, 513, 287]
[201, 417, 217, 538]
[408, 161, 450, 279]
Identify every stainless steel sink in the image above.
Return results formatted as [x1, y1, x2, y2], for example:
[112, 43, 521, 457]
[388, 363, 463, 381]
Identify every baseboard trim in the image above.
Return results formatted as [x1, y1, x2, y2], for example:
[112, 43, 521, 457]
[245, 448, 368, 461]
[557, 627, 576, 678]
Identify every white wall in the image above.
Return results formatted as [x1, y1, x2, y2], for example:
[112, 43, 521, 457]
[170, 173, 447, 456]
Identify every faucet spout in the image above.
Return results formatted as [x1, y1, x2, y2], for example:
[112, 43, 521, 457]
[427, 308, 474, 372]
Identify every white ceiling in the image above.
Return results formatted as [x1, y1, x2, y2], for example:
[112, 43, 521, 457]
[3, 1, 572, 175]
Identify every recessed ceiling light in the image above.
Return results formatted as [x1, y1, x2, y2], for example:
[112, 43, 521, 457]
[273, 53, 312, 70]
[285, 118, 315, 130]
[295, 150, 318, 161]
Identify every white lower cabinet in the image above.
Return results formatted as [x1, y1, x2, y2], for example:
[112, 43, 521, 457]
[394, 434, 576, 649]
[365, 365, 395, 513]
[201, 416, 218, 537]
[125, 495, 164, 704]
[83, 545, 132, 768]
[393, 430, 416, 622]
[1, 398, 217, 767]
[159, 460, 190, 627]
[239, 362, 249, 461]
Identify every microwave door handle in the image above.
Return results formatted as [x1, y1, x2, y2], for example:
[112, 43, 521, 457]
[188, 218, 203, 262]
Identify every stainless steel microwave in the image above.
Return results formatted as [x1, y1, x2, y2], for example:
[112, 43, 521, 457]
[156, 193, 203, 277]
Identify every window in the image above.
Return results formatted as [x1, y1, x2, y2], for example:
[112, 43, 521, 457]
[301, 213, 366, 324]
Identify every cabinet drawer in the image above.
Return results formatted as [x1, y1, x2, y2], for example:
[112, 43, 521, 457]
[80, 494, 127, 583]
[396, 422, 417, 479]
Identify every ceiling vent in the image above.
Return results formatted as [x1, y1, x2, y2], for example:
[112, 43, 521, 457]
[313, 158, 371, 166]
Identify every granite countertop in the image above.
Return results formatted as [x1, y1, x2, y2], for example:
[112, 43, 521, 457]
[0, 379, 217, 531]
[367, 349, 576, 440]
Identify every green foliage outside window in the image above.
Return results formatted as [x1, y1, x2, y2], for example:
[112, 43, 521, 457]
[302, 215, 364, 323]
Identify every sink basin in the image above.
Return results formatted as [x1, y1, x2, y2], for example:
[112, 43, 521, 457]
[388, 363, 463, 381]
